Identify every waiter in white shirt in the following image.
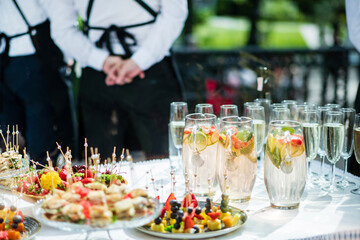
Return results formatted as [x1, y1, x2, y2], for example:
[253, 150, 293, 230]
[346, 0, 360, 114]
[48, 0, 188, 158]
[0, 0, 76, 163]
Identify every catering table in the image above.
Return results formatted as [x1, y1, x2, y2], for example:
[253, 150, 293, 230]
[6, 159, 360, 240]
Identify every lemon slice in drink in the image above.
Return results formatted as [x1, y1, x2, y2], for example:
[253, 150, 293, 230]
[189, 132, 208, 152]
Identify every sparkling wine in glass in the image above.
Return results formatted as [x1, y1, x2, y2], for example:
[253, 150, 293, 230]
[351, 113, 360, 195]
[169, 102, 188, 170]
[313, 106, 331, 185]
[322, 111, 345, 194]
[301, 110, 321, 187]
[337, 108, 356, 188]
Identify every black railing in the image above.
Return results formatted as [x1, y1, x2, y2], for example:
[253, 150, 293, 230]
[173, 46, 358, 114]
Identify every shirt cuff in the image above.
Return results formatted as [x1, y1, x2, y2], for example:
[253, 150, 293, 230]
[131, 48, 155, 71]
[87, 48, 109, 71]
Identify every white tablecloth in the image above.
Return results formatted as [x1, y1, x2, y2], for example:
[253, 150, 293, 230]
[5, 159, 360, 240]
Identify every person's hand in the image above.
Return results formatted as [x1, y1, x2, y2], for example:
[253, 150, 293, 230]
[107, 59, 145, 85]
[102, 56, 123, 86]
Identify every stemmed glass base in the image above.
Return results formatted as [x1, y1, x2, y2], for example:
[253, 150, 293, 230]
[337, 177, 356, 188]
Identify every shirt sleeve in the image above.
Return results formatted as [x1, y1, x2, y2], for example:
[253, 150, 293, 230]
[131, 0, 188, 71]
[47, 0, 108, 71]
[346, 0, 360, 52]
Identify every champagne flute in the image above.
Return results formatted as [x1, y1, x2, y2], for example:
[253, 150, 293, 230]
[243, 102, 260, 115]
[337, 108, 356, 188]
[220, 104, 238, 118]
[322, 111, 345, 193]
[270, 107, 290, 121]
[254, 98, 271, 125]
[170, 102, 188, 170]
[351, 113, 360, 195]
[282, 100, 297, 120]
[301, 110, 321, 187]
[245, 105, 266, 173]
[295, 104, 309, 121]
[313, 106, 331, 185]
[195, 103, 214, 114]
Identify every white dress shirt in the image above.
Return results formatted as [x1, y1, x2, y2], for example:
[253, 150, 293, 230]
[0, 0, 49, 57]
[346, 0, 360, 52]
[48, 0, 188, 71]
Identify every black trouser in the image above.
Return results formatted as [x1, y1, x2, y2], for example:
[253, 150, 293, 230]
[0, 54, 56, 163]
[79, 57, 181, 159]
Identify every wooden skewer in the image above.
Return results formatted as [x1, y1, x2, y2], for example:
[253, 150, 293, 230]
[12, 126, 15, 151]
[84, 138, 88, 178]
[56, 142, 67, 160]
[119, 148, 125, 172]
[0, 129, 7, 151]
[6, 125, 10, 152]
[16, 125, 19, 153]
[47, 152, 55, 194]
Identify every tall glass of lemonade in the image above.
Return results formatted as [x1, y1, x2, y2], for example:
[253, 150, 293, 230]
[264, 120, 306, 209]
[217, 117, 257, 202]
[182, 113, 219, 198]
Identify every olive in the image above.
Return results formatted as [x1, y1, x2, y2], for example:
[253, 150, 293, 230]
[174, 222, 180, 230]
[11, 223, 18, 229]
[205, 208, 212, 214]
[206, 198, 211, 203]
[13, 215, 22, 224]
[193, 225, 200, 233]
[154, 217, 162, 225]
[176, 201, 182, 207]
[187, 207, 193, 214]
[0, 218, 3, 224]
[176, 216, 182, 223]
[10, 205, 16, 212]
[171, 206, 178, 213]
[205, 203, 211, 209]
[170, 212, 177, 219]
[195, 208, 201, 215]
[169, 200, 176, 206]
[0, 203, 4, 210]
[177, 210, 184, 218]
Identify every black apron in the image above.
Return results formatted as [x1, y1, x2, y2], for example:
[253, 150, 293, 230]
[83, 0, 186, 99]
[0, 0, 78, 155]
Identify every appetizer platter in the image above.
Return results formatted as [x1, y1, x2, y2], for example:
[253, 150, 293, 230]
[137, 192, 247, 239]
[33, 183, 161, 231]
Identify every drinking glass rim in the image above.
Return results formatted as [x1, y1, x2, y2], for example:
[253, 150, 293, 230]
[186, 113, 216, 120]
[340, 108, 356, 113]
[318, 106, 331, 111]
[247, 105, 264, 110]
[221, 116, 252, 124]
[171, 102, 187, 106]
[220, 104, 238, 109]
[269, 120, 301, 127]
[326, 111, 344, 116]
[195, 103, 213, 107]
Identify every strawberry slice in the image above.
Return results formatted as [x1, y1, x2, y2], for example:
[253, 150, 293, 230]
[291, 134, 303, 146]
[165, 192, 176, 211]
[75, 187, 91, 198]
[184, 128, 192, 135]
[80, 201, 91, 219]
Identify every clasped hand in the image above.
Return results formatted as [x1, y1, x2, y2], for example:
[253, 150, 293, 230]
[102, 56, 145, 86]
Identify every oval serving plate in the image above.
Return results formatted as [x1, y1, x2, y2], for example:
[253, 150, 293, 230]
[136, 202, 247, 239]
[33, 198, 161, 232]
